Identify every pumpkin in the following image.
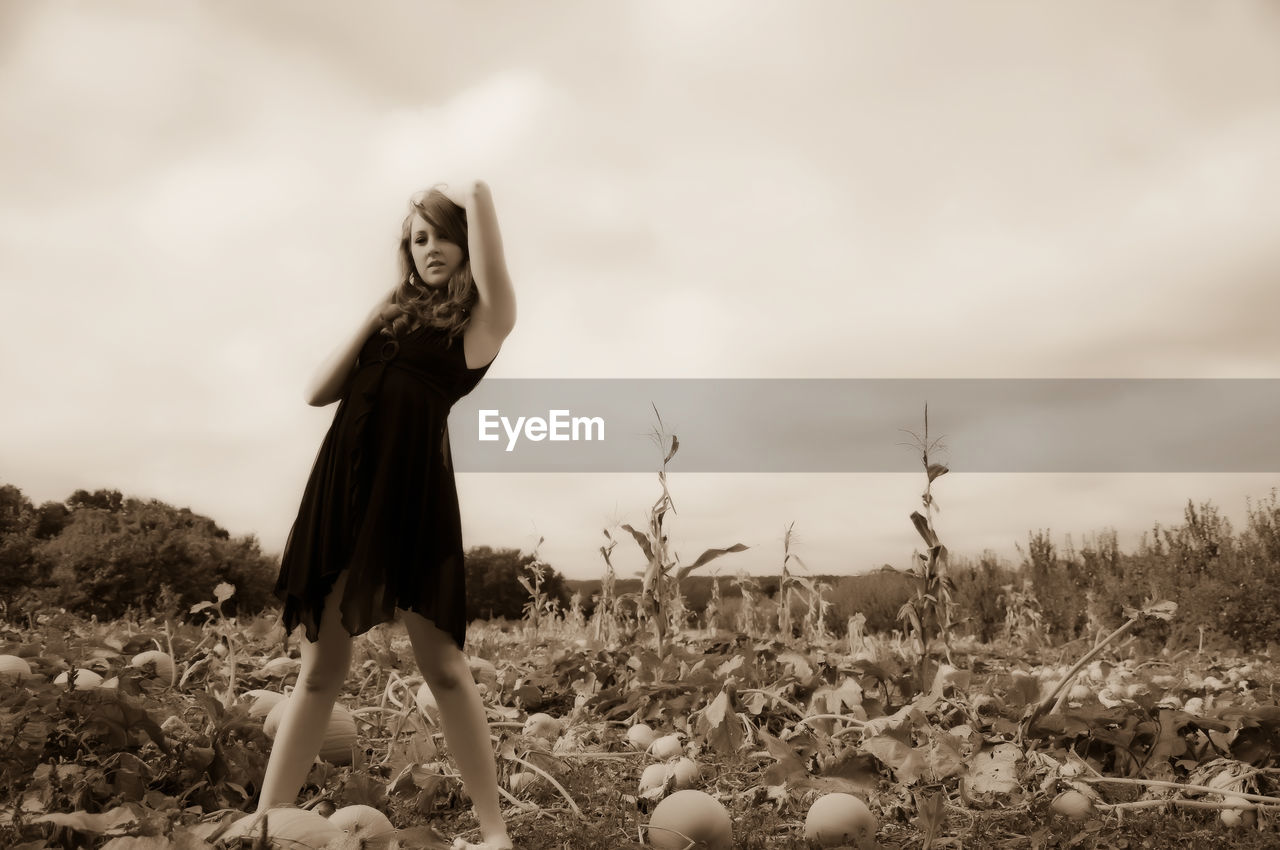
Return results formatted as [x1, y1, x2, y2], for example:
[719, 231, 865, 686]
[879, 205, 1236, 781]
[130, 650, 177, 685]
[1050, 789, 1095, 820]
[327, 804, 395, 850]
[648, 734, 683, 761]
[522, 712, 561, 739]
[625, 722, 658, 750]
[263, 699, 358, 765]
[508, 771, 539, 794]
[53, 668, 103, 689]
[639, 763, 671, 798]
[244, 689, 287, 719]
[260, 655, 301, 677]
[670, 757, 701, 790]
[221, 807, 341, 849]
[468, 656, 498, 689]
[0, 655, 32, 684]
[803, 792, 878, 847]
[646, 790, 733, 850]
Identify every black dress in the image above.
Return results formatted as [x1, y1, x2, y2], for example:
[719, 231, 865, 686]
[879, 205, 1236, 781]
[273, 321, 495, 652]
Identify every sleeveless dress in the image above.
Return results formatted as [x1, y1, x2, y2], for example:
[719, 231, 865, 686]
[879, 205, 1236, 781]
[272, 321, 495, 652]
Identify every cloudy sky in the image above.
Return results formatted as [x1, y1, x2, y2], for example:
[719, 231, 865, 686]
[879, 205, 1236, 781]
[2, 1, 1277, 583]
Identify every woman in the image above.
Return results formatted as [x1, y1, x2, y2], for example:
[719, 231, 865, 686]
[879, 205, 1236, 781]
[259, 180, 516, 850]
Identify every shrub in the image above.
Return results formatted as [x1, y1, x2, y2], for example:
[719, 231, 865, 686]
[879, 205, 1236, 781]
[1, 483, 278, 623]
[825, 569, 913, 635]
[948, 551, 1018, 642]
[463, 545, 571, 622]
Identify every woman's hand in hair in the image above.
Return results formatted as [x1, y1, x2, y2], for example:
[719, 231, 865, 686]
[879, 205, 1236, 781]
[366, 286, 400, 327]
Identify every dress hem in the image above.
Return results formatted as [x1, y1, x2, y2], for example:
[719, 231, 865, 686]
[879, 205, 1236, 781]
[276, 588, 467, 655]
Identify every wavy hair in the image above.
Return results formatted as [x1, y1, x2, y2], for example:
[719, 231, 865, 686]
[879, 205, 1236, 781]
[377, 186, 476, 344]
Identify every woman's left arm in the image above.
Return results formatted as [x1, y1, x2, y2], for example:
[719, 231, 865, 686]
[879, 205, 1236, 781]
[445, 180, 516, 334]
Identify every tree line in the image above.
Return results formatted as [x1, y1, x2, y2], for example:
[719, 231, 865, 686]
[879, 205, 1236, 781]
[0, 483, 570, 626]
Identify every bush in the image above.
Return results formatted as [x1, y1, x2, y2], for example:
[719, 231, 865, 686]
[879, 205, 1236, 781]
[463, 545, 571, 622]
[949, 551, 1018, 642]
[0, 482, 278, 623]
[825, 569, 913, 635]
[1020, 530, 1091, 641]
[33, 499, 278, 620]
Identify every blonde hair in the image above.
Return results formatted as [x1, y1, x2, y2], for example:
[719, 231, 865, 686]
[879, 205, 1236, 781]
[379, 186, 476, 343]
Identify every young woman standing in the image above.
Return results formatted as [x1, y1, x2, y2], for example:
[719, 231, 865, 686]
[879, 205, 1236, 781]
[261, 180, 516, 850]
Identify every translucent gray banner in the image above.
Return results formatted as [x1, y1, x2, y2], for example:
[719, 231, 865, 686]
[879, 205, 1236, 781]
[444, 379, 1280, 472]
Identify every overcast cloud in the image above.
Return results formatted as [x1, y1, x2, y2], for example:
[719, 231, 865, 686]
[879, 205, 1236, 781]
[2, 1, 1278, 580]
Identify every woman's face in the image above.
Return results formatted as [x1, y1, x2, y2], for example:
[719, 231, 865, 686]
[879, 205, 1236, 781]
[409, 213, 466, 287]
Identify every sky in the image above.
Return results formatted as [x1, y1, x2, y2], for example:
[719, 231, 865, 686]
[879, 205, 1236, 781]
[2, 1, 1278, 583]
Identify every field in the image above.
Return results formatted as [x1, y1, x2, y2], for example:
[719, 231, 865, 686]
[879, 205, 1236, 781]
[2, 590, 1279, 850]
[4, 429, 1280, 848]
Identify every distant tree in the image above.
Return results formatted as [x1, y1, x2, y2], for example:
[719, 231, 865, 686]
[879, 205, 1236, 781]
[0, 484, 34, 535]
[66, 488, 124, 513]
[464, 545, 571, 622]
[0, 484, 36, 597]
[32, 501, 71, 539]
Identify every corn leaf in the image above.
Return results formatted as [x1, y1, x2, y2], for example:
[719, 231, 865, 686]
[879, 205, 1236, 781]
[676, 543, 749, 581]
[910, 511, 937, 547]
[619, 524, 655, 563]
[663, 434, 680, 465]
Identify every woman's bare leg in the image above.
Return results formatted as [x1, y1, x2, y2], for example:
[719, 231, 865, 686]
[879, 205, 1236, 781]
[256, 569, 355, 812]
[402, 611, 511, 850]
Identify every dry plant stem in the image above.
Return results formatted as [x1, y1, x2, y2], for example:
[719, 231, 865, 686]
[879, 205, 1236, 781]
[384, 671, 409, 706]
[377, 670, 391, 716]
[1028, 613, 1141, 726]
[1075, 775, 1280, 806]
[736, 688, 807, 718]
[1104, 799, 1278, 813]
[410, 761, 537, 817]
[793, 713, 869, 729]
[506, 753, 584, 819]
[644, 824, 698, 848]
[497, 785, 538, 812]
[163, 621, 176, 684]
[350, 706, 399, 719]
[178, 655, 210, 690]
[1049, 670, 1082, 716]
[225, 637, 238, 705]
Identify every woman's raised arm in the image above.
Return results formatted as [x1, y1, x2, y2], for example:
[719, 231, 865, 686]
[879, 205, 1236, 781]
[304, 288, 397, 407]
[443, 180, 516, 334]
